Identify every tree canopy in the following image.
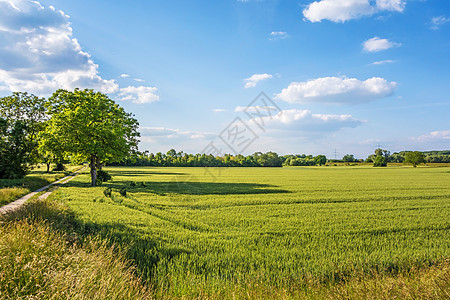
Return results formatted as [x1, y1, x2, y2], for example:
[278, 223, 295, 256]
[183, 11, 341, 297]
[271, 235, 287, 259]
[43, 89, 140, 185]
[0, 92, 47, 178]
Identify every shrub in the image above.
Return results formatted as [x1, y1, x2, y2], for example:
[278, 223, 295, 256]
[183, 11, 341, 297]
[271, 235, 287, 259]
[103, 187, 112, 198]
[97, 170, 112, 185]
[119, 187, 127, 197]
[130, 181, 136, 187]
[373, 156, 387, 167]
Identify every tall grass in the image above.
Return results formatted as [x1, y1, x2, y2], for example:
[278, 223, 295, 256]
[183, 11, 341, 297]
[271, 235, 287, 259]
[0, 200, 151, 299]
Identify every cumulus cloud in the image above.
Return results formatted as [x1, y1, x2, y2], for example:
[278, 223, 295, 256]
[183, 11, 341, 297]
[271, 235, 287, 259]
[258, 109, 363, 132]
[275, 76, 397, 104]
[269, 31, 288, 40]
[414, 130, 450, 141]
[118, 86, 159, 104]
[303, 0, 406, 23]
[363, 37, 401, 52]
[430, 16, 450, 30]
[371, 59, 395, 65]
[0, 0, 118, 95]
[244, 73, 273, 88]
[140, 127, 216, 140]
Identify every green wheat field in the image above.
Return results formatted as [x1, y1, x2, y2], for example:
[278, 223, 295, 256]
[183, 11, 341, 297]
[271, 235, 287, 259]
[44, 165, 449, 297]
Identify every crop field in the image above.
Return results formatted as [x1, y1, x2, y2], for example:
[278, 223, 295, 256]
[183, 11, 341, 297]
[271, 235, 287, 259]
[52, 166, 450, 297]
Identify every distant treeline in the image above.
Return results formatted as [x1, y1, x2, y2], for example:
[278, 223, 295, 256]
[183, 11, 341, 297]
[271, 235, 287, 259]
[365, 150, 450, 164]
[109, 149, 450, 168]
[109, 150, 285, 167]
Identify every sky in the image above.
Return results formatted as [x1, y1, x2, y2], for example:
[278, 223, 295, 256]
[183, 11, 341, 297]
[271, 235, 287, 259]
[0, 0, 449, 158]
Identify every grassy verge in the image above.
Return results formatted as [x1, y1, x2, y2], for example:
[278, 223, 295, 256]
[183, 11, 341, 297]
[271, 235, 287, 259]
[0, 198, 151, 299]
[0, 165, 83, 206]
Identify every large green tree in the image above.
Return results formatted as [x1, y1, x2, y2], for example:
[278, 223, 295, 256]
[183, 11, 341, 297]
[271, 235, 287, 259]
[404, 151, 425, 167]
[0, 92, 47, 178]
[44, 89, 140, 185]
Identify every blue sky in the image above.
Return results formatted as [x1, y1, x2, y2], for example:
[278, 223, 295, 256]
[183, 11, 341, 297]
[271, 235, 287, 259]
[0, 0, 449, 158]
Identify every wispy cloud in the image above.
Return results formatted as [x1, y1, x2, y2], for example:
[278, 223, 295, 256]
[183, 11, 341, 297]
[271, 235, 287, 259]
[119, 86, 159, 104]
[256, 109, 363, 133]
[134, 78, 145, 82]
[371, 59, 396, 65]
[413, 130, 450, 141]
[363, 37, 401, 52]
[430, 16, 450, 30]
[120, 74, 130, 78]
[269, 31, 288, 40]
[213, 108, 226, 113]
[244, 73, 273, 88]
[276, 76, 397, 104]
[303, 0, 406, 23]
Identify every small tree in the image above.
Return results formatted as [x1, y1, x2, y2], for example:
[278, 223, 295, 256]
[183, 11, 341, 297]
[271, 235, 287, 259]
[0, 92, 47, 178]
[404, 151, 425, 167]
[44, 89, 140, 186]
[314, 155, 327, 166]
[342, 154, 355, 163]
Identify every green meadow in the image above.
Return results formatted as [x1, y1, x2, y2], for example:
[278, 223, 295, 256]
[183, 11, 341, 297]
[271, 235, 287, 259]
[46, 165, 450, 297]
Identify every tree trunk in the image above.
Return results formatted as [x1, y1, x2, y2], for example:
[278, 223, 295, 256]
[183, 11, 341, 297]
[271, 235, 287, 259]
[46, 162, 50, 173]
[90, 154, 97, 186]
[96, 156, 102, 171]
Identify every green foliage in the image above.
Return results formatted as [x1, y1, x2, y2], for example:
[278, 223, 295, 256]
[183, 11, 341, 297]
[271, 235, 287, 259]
[119, 187, 127, 197]
[52, 166, 450, 296]
[130, 181, 136, 187]
[97, 170, 112, 185]
[103, 187, 112, 198]
[405, 151, 426, 167]
[373, 156, 387, 167]
[0, 92, 47, 179]
[315, 155, 327, 165]
[342, 154, 356, 162]
[43, 89, 140, 186]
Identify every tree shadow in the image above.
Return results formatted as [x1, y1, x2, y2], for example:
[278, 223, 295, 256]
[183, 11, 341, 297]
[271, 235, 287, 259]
[106, 170, 188, 177]
[66, 180, 290, 195]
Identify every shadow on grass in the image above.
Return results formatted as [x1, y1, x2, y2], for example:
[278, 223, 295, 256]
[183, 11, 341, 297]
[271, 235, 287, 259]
[107, 170, 188, 177]
[0, 199, 187, 283]
[65, 180, 290, 195]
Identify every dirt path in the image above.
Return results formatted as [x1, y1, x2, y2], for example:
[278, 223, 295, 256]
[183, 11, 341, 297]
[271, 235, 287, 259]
[0, 166, 87, 215]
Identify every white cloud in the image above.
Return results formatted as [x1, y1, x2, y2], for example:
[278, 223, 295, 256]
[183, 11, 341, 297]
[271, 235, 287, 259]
[213, 108, 226, 113]
[0, 0, 118, 95]
[363, 37, 401, 52]
[276, 76, 397, 104]
[134, 78, 145, 82]
[259, 109, 363, 132]
[235, 105, 277, 112]
[244, 73, 273, 88]
[120, 74, 130, 78]
[430, 16, 450, 30]
[303, 0, 405, 23]
[414, 130, 450, 142]
[269, 31, 288, 40]
[119, 86, 159, 104]
[139, 126, 216, 140]
[371, 59, 395, 65]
